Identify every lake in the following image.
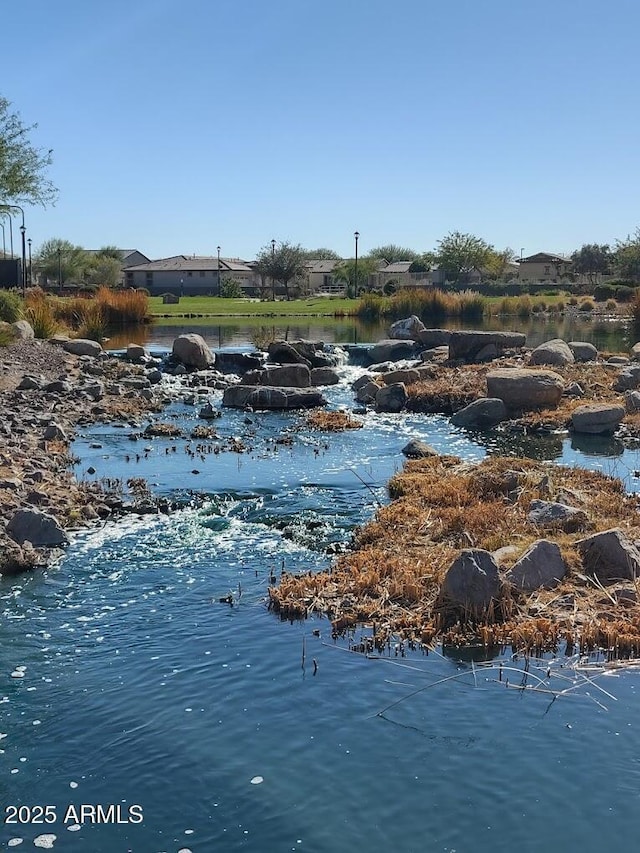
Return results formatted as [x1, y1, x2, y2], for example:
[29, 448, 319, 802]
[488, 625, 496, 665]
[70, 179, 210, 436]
[1, 354, 640, 852]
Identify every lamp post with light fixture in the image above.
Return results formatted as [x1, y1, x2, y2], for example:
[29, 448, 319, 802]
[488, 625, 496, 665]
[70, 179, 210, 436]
[271, 238, 276, 300]
[27, 238, 32, 287]
[217, 245, 221, 295]
[354, 231, 360, 297]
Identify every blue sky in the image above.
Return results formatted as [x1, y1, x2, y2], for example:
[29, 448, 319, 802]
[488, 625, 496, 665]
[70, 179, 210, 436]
[3, 0, 639, 260]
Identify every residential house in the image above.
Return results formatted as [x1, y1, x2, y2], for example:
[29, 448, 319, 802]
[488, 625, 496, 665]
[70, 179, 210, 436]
[123, 255, 260, 295]
[370, 260, 445, 291]
[518, 252, 573, 282]
[304, 259, 344, 294]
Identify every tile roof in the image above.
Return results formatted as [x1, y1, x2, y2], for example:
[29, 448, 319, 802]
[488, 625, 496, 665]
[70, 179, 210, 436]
[123, 255, 253, 272]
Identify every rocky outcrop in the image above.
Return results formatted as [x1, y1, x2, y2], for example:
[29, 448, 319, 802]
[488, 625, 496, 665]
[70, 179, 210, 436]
[570, 404, 625, 435]
[418, 329, 451, 348]
[450, 398, 507, 428]
[389, 315, 426, 341]
[369, 340, 418, 363]
[171, 334, 214, 370]
[63, 339, 103, 357]
[486, 368, 564, 409]
[222, 385, 325, 409]
[375, 382, 408, 413]
[440, 549, 501, 615]
[448, 331, 526, 363]
[7, 508, 68, 547]
[267, 340, 336, 368]
[243, 364, 311, 387]
[529, 339, 575, 367]
[527, 500, 587, 532]
[576, 528, 640, 583]
[401, 439, 438, 458]
[507, 540, 566, 591]
[568, 341, 598, 362]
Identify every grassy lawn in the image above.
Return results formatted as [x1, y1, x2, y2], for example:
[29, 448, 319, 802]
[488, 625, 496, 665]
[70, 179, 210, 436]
[148, 296, 360, 317]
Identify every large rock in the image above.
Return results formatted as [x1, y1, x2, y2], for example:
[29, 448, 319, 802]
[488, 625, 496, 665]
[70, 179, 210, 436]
[613, 365, 640, 392]
[631, 342, 640, 361]
[576, 528, 640, 583]
[440, 549, 501, 614]
[570, 404, 625, 435]
[451, 398, 507, 428]
[529, 338, 575, 367]
[7, 509, 68, 547]
[215, 352, 263, 374]
[12, 320, 34, 340]
[310, 367, 340, 386]
[126, 343, 146, 360]
[417, 329, 451, 348]
[267, 340, 335, 368]
[389, 315, 426, 341]
[381, 368, 422, 386]
[486, 368, 564, 409]
[448, 331, 526, 363]
[507, 540, 566, 591]
[222, 385, 325, 409]
[368, 339, 417, 363]
[171, 334, 214, 370]
[63, 338, 103, 357]
[375, 382, 408, 413]
[420, 345, 450, 363]
[243, 364, 311, 387]
[624, 390, 640, 413]
[568, 341, 598, 362]
[355, 380, 381, 403]
[401, 439, 438, 458]
[527, 499, 587, 532]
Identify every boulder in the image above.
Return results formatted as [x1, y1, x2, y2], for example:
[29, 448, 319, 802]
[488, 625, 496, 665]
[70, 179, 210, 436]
[631, 342, 640, 361]
[624, 390, 640, 413]
[401, 439, 438, 458]
[527, 499, 587, 532]
[198, 401, 220, 419]
[381, 368, 422, 386]
[352, 374, 376, 392]
[355, 381, 381, 404]
[222, 385, 325, 410]
[568, 341, 598, 362]
[267, 340, 335, 368]
[368, 340, 417, 363]
[486, 368, 564, 409]
[171, 334, 214, 370]
[448, 331, 526, 363]
[215, 352, 263, 374]
[63, 339, 103, 357]
[613, 365, 640, 392]
[570, 404, 625, 435]
[11, 320, 34, 340]
[440, 549, 501, 614]
[266, 340, 312, 367]
[43, 422, 67, 441]
[563, 382, 584, 397]
[162, 293, 180, 304]
[576, 528, 640, 583]
[243, 364, 311, 388]
[375, 382, 408, 413]
[420, 346, 450, 363]
[529, 338, 574, 367]
[7, 509, 68, 547]
[417, 329, 452, 348]
[507, 540, 566, 591]
[388, 315, 426, 341]
[310, 367, 340, 386]
[16, 375, 42, 391]
[608, 356, 630, 366]
[451, 398, 507, 428]
[126, 343, 146, 360]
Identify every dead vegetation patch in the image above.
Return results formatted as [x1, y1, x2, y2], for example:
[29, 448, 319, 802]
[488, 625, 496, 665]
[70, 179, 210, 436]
[304, 411, 364, 431]
[269, 454, 640, 656]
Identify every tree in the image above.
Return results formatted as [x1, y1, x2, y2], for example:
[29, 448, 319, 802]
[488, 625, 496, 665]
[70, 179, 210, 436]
[34, 238, 85, 286]
[614, 230, 640, 282]
[571, 244, 611, 285]
[484, 247, 517, 280]
[254, 241, 308, 300]
[436, 231, 493, 284]
[301, 247, 341, 260]
[0, 96, 57, 206]
[332, 257, 378, 296]
[367, 244, 419, 263]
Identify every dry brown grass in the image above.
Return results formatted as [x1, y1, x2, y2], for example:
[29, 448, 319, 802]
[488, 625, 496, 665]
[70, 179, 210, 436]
[269, 454, 640, 655]
[304, 411, 364, 431]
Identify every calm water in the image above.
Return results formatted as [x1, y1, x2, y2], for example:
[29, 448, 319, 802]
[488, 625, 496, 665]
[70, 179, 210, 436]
[2, 362, 640, 852]
[106, 313, 633, 353]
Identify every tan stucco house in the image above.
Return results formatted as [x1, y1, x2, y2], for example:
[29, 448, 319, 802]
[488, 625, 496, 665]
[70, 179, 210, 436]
[518, 252, 573, 282]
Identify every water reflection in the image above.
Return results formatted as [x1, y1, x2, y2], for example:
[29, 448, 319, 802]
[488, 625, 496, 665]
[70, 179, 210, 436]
[484, 428, 565, 461]
[570, 433, 625, 457]
[104, 313, 632, 351]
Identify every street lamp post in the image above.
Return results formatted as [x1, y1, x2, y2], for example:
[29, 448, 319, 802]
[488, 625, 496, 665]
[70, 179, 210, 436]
[271, 238, 276, 301]
[354, 231, 360, 297]
[57, 247, 62, 291]
[2, 205, 26, 293]
[0, 221, 5, 259]
[217, 245, 221, 295]
[27, 238, 32, 287]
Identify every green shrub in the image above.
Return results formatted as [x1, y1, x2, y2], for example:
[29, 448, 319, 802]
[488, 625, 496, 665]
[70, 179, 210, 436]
[25, 300, 58, 338]
[615, 285, 635, 303]
[0, 290, 23, 323]
[594, 284, 614, 302]
[219, 279, 244, 298]
[579, 298, 595, 312]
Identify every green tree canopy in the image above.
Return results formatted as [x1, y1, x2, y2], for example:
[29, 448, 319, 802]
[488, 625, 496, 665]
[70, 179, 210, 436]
[333, 257, 378, 296]
[301, 247, 341, 260]
[34, 238, 85, 285]
[367, 244, 419, 263]
[0, 96, 57, 206]
[255, 241, 308, 300]
[571, 243, 612, 284]
[484, 247, 517, 280]
[436, 231, 493, 284]
[614, 231, 640, 282]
